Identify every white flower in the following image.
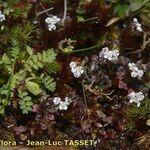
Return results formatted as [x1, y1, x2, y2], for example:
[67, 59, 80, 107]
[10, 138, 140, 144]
[128, 92, 136, 101]
[69, 62, 77, 68]
[128, 63, 138, 72]
[52, 16, 60, 23]
[133, 18, 143, 32]
[64, 97, 72, 105]
[69, 61, 84, 78]
[133, 18, 138, 23]
[103, 51, 112, 60]
[76, 66, 84, 74]
[136, 23, 141, 27]
[73, 70, 81, 78]
[128, 63, 144, 79]
[99, 47, 119, 61]
[0, 11, 5, 22]
[128, 91, 144, 107]
[58, 101, 68, 110]
[53, 96, 72, 111]
[111, 49, 119, 60]
[71, 67, 77, 73]
[137, 69, 144, 78]
[136, 92, 145, 100]
[45, 15, 60, 31]
[48, 24, 56, 31]
[136, 26, 142, 32]
[45, 16, 60, 24]
[131, 71, 138, 78]
[99, 47, 108, 58]
[102, 47, 109, 52]
[53, 97, 61, 105]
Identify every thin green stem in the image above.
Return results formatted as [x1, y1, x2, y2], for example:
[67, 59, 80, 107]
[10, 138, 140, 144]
[69, 31, 108, 53]
[82, 17, 98, 22]
[73, 44, 98, 53]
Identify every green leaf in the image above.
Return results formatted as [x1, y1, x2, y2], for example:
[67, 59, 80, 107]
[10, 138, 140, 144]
[2, 54, 10, 64]
[77, 16, 85, 22]
[0, 107, 5, 115]
[32, 55, 38, 63]
[26, 81, 42, 96]
[42, 51, 47, 60]
[21, 92, 28, 97]
[26, 46, 33, 56]
[26, 101, 33, 106]
[19, 101, 26, 105]
[2, 99, 7, 104]
[130, 2, 143, 12]
[18, 90, 33, 114]
[44, 49, 57, 63]
[76, 8, 86, 15]
[20, 105, 26, 109]
[24, 48, 57, 71]
[37, 62, 43, 68]
[37, 52, 42, 61]
[33, 64, 39, 70]
[23, 109, 28, 114]
[26, 107, 32, 111]
[114, 4, 129, 17]
[40, 73, 44, 78]
[24, 96, 32, 101]
[28, 60, 34, 66]
[39, 74, 56, 92]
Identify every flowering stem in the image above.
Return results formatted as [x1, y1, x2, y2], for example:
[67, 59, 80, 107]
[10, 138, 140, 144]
[82, 80, 94, 139]
[62, 0, 67, 24]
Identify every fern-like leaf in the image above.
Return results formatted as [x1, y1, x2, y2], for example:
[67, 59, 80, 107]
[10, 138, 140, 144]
[18, 90, 33, 114]
[40, 73, 56, 92]
[24, 49, 57, 72]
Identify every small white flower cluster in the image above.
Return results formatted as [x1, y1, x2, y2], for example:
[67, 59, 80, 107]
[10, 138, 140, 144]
[69, 62, 84, 78]
[0, 11, 5, 22]
[133, 18, 142, 32]
[45, 16, 60, 31]
[128, 63, 144, 79]
[99, 47, 119, 61]
[53, 97, 72, 110]
[128, 91, 144, 107]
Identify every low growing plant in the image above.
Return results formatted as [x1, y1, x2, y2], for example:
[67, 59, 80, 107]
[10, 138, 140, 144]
[0, 44, 59, 114]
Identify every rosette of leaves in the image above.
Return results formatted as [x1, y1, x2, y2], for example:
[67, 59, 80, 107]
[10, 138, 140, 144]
[11, 23, 36, 48]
